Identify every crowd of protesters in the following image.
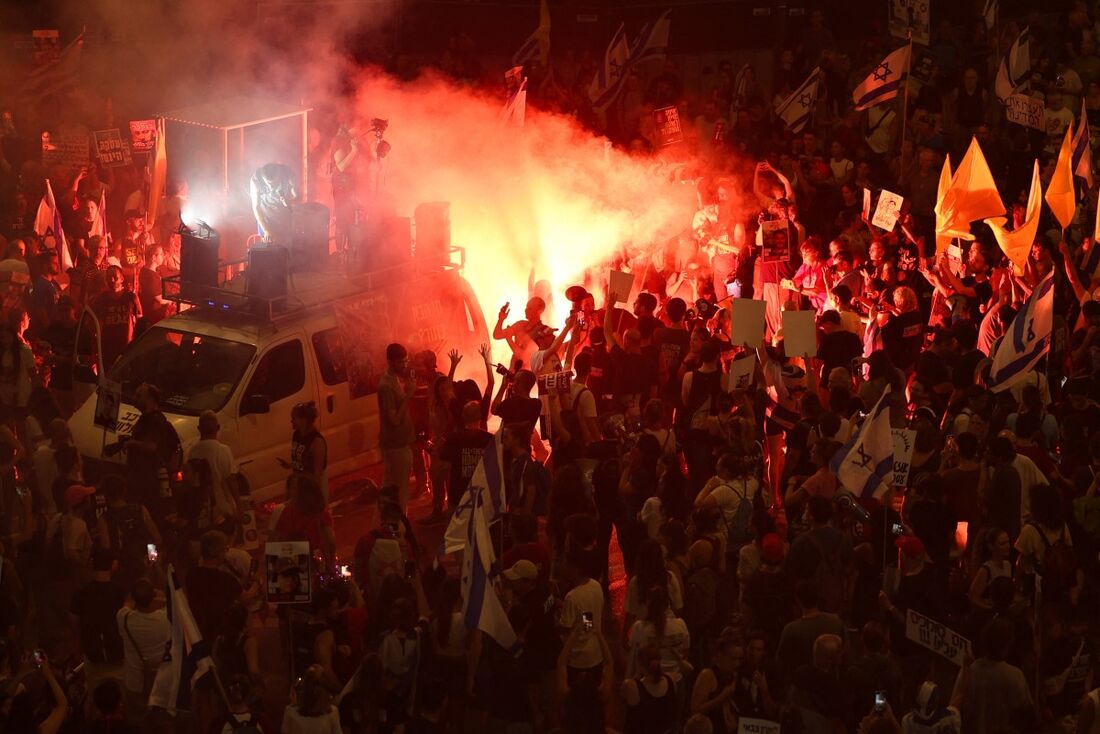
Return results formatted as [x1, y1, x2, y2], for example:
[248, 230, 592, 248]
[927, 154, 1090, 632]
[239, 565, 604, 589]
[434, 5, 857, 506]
[2, 2, 1100, 734]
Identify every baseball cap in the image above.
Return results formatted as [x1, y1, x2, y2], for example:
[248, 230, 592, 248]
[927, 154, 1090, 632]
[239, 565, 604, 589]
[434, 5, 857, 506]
[502, 560, 538, 581]
[65, 484, 97, 508]
[895, 535, 926, 559]
[761, 533, 784, 564]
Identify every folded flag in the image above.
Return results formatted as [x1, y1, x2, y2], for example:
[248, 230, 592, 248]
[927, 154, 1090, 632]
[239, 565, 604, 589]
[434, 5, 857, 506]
[988, 272, 1054, 393]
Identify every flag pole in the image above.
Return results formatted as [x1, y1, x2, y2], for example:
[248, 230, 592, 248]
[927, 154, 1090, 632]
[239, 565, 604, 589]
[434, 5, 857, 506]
[898, 32, 914, 187]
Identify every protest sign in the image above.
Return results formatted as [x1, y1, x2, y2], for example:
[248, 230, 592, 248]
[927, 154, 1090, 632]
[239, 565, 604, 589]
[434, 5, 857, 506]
[872, 190, 904, 231]
[537, 370, 573, 395]
[265, 541, 312, 604]
[889, 0, 930, 45]
[93, 379, 122, 431]
[42, 134, 90, 175]
[728, 353, 756, 390]
[93, 128, 132, 168]
[609, 270, 635, 304]
[738, 718, 780, 734]
[129, 119, 156, 153]
[905, 609, 971, 666]
[782, 310, 817, 357]
[653, 106, 683, 147]
[1006, 94, 1045, 131]
[729, 298, 766, 345]
[891, 428, 917, 487]
[760, 220, 791, 263]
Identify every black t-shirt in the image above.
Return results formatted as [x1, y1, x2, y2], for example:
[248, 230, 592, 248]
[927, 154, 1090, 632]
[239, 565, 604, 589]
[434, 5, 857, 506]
[609, 345, 657, 401]
[514, 586, 560, 672]
[818, 330, 862, 386]
[881, 310, 925, 370]
[185, 566, 242, 641]
[492, 396, 542, 429]
[653, 327, 690, 398]
[71, 579, 126, 663]
[129, 410, 181, 476]
[585, 345, 615, 398]
[953, 346, 985, 390]
[961, 275, 993, 315]
[914, 350, 951, 389]
[442, 428, 493, 497]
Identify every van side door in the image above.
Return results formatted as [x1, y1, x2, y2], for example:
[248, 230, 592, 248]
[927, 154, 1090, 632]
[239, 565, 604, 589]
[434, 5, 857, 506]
[234, 334, 317, 498]
[308, 326, 380, 476]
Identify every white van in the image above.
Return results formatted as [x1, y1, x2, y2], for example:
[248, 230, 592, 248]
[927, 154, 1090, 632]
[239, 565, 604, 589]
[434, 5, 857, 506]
[68, 261, 489, 502]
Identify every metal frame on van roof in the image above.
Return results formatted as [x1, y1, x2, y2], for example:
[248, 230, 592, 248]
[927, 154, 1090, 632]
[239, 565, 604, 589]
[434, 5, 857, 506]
[162, 245, 466, 323]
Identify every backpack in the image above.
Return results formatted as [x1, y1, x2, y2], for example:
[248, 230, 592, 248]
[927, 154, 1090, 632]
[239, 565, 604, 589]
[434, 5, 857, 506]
[515, 457, 552, 516]
[723, 480, 757, 548]
[807, 531, 849, 616]
[1033, 523, 1078, 601]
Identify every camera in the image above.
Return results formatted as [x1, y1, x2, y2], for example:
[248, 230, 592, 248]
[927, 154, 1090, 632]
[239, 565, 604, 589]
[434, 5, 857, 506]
[494, 363, 515, 379]
[369, 118, 389, 136]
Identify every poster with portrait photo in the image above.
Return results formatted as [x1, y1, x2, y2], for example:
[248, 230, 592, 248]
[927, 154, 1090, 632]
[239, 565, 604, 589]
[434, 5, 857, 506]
[760, 220, 791, 264]
[265, 541, 311, 605]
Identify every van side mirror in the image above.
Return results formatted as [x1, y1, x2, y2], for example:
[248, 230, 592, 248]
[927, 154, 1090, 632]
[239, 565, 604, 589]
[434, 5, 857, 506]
[73, 362, 98, 385]
[240, 394, 271, 416]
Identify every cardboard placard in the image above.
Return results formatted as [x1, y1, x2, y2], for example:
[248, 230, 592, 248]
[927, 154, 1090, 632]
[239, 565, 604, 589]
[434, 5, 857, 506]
[905, 608, 971, 666]
[653, 106, 683, 147]
[42, 134, 90, 174]
[1006, 94, 1045, 131]
[729, 298, 766, 346]
[129, 119, 156, 153]
[891, 428, 917, 487]
[93, 378, 122, 430]
[888, 0, 930, 46]
[93, 128, 133, 168]
[782, 310, 818, 357]
[760, 219, 791, 263]
[728, 353, 756, 390]
[872, 189, 904, 231]
[265, 541, 312, 605]
[609, 270, 635, 304]
[738, 718, 780, 734]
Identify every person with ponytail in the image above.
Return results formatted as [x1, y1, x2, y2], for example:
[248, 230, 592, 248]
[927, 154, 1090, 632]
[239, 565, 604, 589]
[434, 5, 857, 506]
[626, 586, 691, 689]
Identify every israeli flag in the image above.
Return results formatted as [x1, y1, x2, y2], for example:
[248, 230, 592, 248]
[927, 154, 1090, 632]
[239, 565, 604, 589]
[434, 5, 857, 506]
[995, 27, 1030, 101]
[852, 45, 910, 111]
[33, 179, 73, 270]
[147, 566, 214, 712]
[830, 386, 894, 499]
[775, 68, 821, 133]
[989, 272, 1054, 393]
[443, 431, 504, 554]
[629, 9, 671, 64]
[588, 25, 632, 112]
[461, 485, 518, 650]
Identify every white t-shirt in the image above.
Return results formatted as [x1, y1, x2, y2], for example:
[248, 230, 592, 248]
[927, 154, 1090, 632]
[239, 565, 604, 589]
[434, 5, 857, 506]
[116, 607, 170, 694]
[187, 439, 238, 518]
[710, 478, 760, 531]
[829, 158, 854, 182]
[560, 578, 605, 669]
[639, 497, 665, 540]
[1012, 454, 1049, 521]
[627, 614, 691, 682]
[281, 705, 342, 734]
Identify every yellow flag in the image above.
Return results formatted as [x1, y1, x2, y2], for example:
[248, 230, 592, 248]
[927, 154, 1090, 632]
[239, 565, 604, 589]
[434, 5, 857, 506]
[985, 160, 1041, 275]
[146, 117, 167, 231]
[933, 154, 954, 255]
[937, 137, 1006, 242]
[1045, 125, 1076, 229]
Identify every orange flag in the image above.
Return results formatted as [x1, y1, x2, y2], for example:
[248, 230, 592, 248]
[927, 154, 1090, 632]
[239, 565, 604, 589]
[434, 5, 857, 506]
[937, 137, 1006, 242]
[1045, 125, 1076, 229]
[933, 154, 954, 255]
[985, 160, 1041, 275]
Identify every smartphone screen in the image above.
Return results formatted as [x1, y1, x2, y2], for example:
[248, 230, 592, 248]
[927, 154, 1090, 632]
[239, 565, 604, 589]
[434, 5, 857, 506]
[146, 544, 158, 563]
[874, 691, 886, 713]
[339, 564, 352, 578]
[581, 611, 593, 631]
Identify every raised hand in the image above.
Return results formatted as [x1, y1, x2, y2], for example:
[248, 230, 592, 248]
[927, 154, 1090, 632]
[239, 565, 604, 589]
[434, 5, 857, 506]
[448, 348, 462, 368]
[498, 302, 510, 321]
[478, 343, 491, 364]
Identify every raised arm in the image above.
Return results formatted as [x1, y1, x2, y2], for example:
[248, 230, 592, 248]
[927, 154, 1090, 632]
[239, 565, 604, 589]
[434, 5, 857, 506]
[1060, 239, 1090, 305]
[603, 295, 624, 350]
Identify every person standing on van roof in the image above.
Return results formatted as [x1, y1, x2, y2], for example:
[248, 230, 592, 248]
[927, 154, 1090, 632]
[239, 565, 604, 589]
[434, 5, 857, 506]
[378, 343, 416, 510]
[493, 297, 548, 369]
[287, 402, 328, 505]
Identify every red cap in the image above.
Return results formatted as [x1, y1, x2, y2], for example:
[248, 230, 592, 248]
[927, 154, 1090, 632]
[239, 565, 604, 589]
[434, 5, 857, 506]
[65, 484, 96, 508]
[895, 535, 926, 559]
[761, 533, 784, 563]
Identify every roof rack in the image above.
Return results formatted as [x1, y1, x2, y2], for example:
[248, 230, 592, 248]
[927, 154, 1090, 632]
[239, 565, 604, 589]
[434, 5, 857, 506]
[162, 245, 466, 322]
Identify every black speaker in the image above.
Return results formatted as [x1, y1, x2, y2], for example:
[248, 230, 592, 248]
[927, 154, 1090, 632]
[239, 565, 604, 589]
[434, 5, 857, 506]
[290, 202, 330, 271]
[414, 202, 450, 260]
[246, 245, 289, 307]
[180, 230, 220, 300]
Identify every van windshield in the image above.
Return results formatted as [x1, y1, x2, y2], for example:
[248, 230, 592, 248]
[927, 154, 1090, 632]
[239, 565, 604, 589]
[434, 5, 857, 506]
[108, 327, 256, 415]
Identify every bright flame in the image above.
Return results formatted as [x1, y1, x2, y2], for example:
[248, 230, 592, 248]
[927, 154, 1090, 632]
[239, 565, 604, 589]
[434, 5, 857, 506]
[347, 71, 703, 362]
